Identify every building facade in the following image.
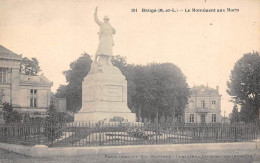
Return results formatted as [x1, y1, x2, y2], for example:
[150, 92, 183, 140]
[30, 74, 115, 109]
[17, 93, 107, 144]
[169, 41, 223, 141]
[0, 45, 53, 116]
[184, 85, 221, 123]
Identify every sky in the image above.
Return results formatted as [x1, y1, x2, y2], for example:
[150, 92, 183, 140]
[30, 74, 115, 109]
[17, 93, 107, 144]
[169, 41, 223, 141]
[0, 0, 259, 116]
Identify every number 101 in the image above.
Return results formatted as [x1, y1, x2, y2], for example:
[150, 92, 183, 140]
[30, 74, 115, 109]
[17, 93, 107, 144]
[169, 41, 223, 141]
[131, 8, 137, 12]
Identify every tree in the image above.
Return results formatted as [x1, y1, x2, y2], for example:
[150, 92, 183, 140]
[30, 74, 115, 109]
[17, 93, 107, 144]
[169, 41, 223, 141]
[227, 52, 260, 122]
[20, 57, 41, 75]
[3, 102, 22, 124]
[126, 63, 190, 123]
[44, 104, 66, 141]
[229, 104, 240, 123]
[55, 53, 92, 112]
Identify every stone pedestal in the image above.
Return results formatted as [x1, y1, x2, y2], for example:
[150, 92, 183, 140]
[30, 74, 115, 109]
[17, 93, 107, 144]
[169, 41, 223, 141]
[74, 58, 136, 122]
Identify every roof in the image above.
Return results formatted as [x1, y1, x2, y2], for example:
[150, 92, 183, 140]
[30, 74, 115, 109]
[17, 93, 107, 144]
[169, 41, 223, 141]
[0, 45, 22, 61]
[191, 85, 220, 96]
[20, 73, 53, 86]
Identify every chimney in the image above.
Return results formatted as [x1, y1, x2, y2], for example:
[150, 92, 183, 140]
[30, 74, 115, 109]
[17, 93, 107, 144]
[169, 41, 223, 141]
[216, 86, 219, 92]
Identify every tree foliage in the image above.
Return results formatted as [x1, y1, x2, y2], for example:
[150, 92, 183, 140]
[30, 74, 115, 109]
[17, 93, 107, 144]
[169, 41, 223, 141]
[227, 52, 260, 122]
[20, 57, 41, 75]
[128, 63, 190, 123]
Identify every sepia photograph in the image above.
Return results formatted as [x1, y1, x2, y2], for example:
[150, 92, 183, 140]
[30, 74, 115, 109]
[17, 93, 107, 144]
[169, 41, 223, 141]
[0, 0, 259, 162]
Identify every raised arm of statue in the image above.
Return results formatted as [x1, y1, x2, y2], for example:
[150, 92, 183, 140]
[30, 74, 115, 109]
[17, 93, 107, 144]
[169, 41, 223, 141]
[94, 7, 102, 26]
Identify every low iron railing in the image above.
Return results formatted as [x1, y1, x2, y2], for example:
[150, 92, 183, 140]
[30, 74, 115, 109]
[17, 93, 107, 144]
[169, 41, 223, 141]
[0, 122, 258, 147]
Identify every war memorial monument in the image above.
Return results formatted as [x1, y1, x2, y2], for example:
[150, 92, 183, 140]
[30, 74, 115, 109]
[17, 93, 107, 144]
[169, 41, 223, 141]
[74, 7, 136, 123]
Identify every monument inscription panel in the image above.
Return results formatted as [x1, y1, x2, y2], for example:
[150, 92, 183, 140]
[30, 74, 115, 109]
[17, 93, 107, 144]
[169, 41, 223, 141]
[103, 85, 123, 101]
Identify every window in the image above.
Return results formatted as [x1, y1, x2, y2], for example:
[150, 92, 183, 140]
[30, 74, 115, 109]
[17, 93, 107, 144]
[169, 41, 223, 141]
[30, 97, 37, 107]
[30, 89, 37, 95]
[201, 100, 205, 108]
[212, 101, 216, 105]
[0, 68, 7, 83]
[30, 89, 37, 108]
[189, 114, 194, 123]
[212, 114, 216, 123]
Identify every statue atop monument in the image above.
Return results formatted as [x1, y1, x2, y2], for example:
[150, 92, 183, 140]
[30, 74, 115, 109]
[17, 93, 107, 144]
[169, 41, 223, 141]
[94, 7, 116, 64]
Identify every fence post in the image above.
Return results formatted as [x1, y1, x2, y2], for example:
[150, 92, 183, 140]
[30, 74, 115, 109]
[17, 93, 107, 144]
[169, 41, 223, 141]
[234, 123, 237, 142]
[257, 121, 260, 139]
[4, 126, 7, 143]
[155, 123, 158, 144]
[24, 125, 27, 143]
[51, 123, 54, 146]
[99, 125, 102, 146]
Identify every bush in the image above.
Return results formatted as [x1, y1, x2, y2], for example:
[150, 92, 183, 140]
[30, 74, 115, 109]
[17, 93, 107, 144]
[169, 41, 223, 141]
[3, 103, 22, 124]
